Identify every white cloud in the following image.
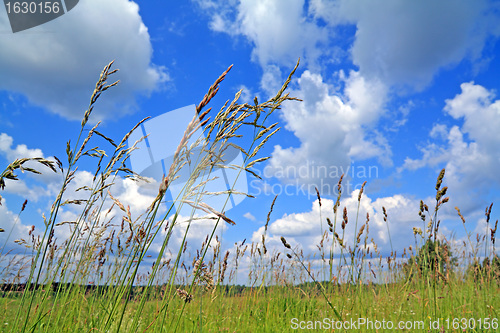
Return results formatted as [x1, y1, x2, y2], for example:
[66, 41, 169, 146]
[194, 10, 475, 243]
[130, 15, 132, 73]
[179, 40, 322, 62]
[0, 132, 218, 260]
[0, 198, 32, 254]
[444, 82, 500, 148]
[260, 64, 283, 95]
[311, 0, 499, 89]
[243, 212, 256, 221]
[429, 123, 448, 140]
[195, 0, 328, 67]
[401, 82, 500, 212]
[0, 133, 60, 199]
[0, 131, 164, 248]
[14, 165, 228, 263]
[251, 190, 422, 256]
[0, 179, 50, 203]
[199, 0, 500, 89]
[0, 133, 44, 161]
[265, 69, 390, 194]
[193, 0, 500, 204]
[154, 213, 229, 260]
[0, 0, 168, 121]
[48, 171, 164, 247]
[252, 189, 496, 267]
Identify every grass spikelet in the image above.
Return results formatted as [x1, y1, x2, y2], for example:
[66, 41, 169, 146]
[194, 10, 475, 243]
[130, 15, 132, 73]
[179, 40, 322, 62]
[82, 61, 119, 128]
[455, 206, 466, 224]
[341, 207, 348, 230]
[280, 237, 291, 249]
[435, 168, 445, 191]
[315, 187, 321, 207]
[358, 181, 367, 202]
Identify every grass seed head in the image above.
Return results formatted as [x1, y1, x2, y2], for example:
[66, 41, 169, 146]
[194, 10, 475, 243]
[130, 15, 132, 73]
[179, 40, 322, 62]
[486, 203, 494, 223]
[315, 187, 321, 206]
[341, 207, 348, 229]
[176, 288, 193, 303]
[435, 168, 446, 191]
[280, 236, 291, 249]
[455, 206, 466, 224]
[358, 181, 367, 202]
[491, 220, 498, 244]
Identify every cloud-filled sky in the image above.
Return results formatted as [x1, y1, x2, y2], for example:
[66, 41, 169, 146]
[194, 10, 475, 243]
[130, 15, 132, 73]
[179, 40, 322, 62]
[1, 0, 500, 281]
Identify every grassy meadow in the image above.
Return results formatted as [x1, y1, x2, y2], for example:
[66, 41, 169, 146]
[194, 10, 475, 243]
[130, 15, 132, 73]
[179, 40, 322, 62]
[0, 61, 499, 332]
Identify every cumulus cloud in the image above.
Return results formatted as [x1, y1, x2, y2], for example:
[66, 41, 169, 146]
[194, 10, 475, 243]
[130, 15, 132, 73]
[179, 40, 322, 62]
[0, 131, 233, 264]
[243, 212, 256, 221]
[251, 189, 494, 266]
[50, 171, 162, 243]
[265, 69, 390, 195]
[199, 0, 500, 89]
[0, 179, 50, 203]
[401, 82, 500, 212]
[0, 133, 44, 161]
[251, 190, 422, 257]
[0, 133, 60, 199]
[2, 169, 227, 265]
[152, 213, 229, 261]
[0, 198, 32, 254]
[195, 0, 328, 67]
[193, 0, 500, 206]
[260, 64, 283, 95]
[311, 0, 499, 89]
[0, 131, 163, 251]
[0, 0, 168, 121]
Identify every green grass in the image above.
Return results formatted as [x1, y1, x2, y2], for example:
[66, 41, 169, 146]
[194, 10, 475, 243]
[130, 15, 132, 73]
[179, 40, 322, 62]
[1, 279, 497, 332]
[0, 60, 499, 332]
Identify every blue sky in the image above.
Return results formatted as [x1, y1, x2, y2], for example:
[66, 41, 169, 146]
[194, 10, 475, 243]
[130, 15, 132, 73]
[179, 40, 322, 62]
[1, 0, 500, 275]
